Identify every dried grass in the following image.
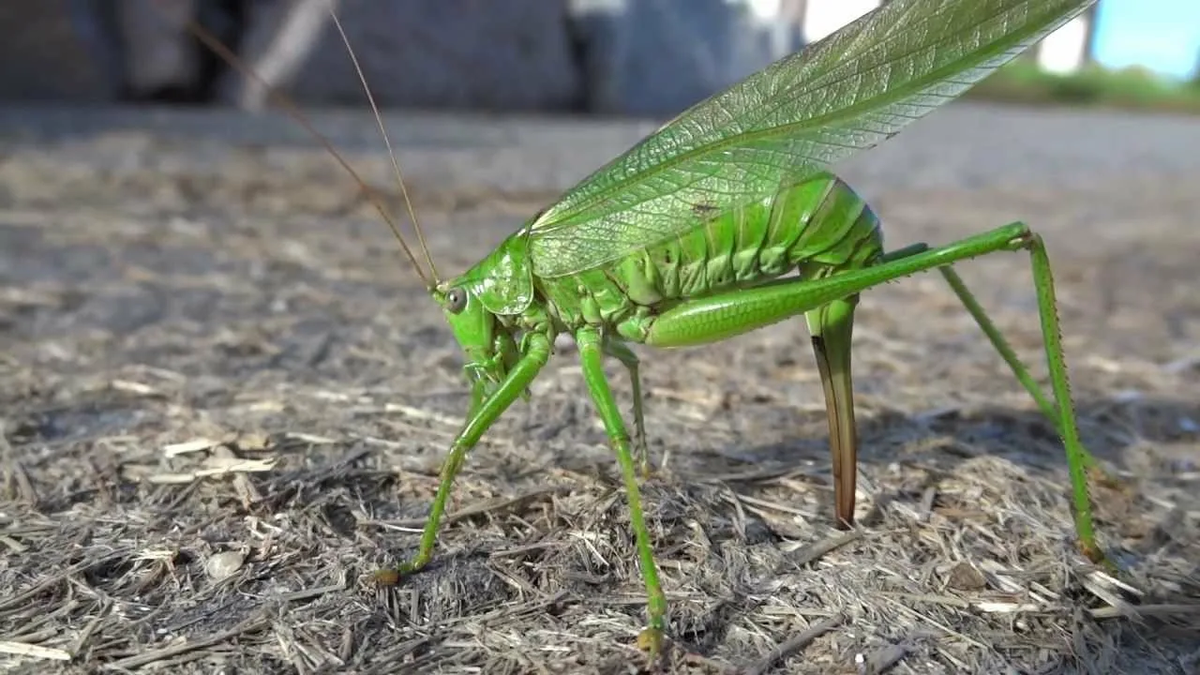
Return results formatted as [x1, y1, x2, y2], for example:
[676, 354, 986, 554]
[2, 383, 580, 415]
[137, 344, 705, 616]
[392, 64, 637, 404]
[1, 128, 1198, 674]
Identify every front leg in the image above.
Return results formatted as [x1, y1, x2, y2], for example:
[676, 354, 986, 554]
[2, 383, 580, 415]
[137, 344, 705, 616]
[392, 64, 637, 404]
[376, 332, 551, 581]
[577, 327, 669, 659]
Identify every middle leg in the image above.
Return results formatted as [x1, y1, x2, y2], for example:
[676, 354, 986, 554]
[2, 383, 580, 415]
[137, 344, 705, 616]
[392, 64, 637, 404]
[604, 339, 653, 478]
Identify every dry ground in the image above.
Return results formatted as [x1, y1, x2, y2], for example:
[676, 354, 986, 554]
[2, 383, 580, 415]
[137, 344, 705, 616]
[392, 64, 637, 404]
[1, 104, 1198, 674]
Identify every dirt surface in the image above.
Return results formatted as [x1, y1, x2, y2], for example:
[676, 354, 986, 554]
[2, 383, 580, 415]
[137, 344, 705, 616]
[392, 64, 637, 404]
[1, 102, 1198, 674]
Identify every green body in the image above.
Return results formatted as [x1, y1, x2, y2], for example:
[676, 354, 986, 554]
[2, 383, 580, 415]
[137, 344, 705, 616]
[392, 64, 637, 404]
[462, 172, 881, 345]
[545, 173, 882, 344]
[365, 0, 1110, 658]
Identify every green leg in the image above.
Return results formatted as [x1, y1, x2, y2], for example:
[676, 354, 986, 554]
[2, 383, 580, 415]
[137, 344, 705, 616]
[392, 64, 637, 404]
[577, 327, 668, 658]
[642, 222, 1106, 566]
[936, 265, 1120, 483]
[603, 339, 652, 478]
[375, 333, 551, 582]
[805, 295, 860, 528]
[885, 246, 1116, 488]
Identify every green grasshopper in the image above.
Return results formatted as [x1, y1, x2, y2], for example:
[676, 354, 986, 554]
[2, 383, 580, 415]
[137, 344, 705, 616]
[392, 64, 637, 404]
[184, 0, 1109, 654]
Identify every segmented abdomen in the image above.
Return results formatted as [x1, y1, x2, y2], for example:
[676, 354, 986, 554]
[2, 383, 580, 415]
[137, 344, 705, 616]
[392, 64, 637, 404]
[537, 172, 884, 331]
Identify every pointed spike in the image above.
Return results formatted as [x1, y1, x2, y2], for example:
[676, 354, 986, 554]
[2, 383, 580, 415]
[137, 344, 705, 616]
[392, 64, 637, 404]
[807, 299, 860, 530]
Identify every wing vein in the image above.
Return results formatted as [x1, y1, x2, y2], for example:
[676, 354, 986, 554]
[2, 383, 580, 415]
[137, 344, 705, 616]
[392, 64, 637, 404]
[525, 0, 1095, 277]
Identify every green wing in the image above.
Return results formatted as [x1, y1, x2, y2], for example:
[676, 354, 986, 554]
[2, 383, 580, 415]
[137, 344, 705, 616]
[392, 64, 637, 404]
[526, 0, 1094, 278]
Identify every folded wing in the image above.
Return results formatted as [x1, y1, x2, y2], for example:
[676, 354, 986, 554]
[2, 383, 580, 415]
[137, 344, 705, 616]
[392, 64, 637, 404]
[526, 0, 1094, 278]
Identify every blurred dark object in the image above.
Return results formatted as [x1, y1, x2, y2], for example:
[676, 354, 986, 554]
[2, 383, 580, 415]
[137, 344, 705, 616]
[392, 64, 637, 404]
[5, 0, 1125, 117]
[0, 1, 121, 102]
[0, 0, 802, 115]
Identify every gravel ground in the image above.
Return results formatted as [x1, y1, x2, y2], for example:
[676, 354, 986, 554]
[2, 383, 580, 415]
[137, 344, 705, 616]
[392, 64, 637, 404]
[1, 101, 1198, 674]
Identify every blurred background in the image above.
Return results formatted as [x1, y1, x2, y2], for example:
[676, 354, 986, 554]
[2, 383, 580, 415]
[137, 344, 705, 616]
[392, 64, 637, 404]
[2, 4, 1198, 672]
[2, 0, 1199, 117]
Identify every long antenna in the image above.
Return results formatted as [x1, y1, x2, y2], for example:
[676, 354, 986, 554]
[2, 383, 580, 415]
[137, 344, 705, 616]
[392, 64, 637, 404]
[326, 9, 440, 284]
[155, 0, 434, 289]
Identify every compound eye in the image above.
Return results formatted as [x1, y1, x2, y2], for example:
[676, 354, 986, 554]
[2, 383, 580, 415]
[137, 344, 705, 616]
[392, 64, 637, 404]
[446, 288, 468, 313]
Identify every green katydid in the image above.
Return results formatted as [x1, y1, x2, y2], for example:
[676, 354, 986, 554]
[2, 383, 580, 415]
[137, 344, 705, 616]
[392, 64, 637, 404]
[182, 0, 1111, 654]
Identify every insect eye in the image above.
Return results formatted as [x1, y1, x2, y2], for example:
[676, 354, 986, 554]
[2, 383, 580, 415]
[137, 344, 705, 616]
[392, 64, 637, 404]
[446, 288, 467, 313]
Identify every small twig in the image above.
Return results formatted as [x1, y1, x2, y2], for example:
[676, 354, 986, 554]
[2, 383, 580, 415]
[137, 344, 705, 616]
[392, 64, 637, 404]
[733, 492, 813, 517]
[102, 612, 270, 670]
[0, 551, 132, 613]
[69, 600, 111, 657]
[879, 595, 989, 651]
[163, 437, 221, 457]
[277, 582, 346, 603]
[860, 643, 910, 674]
[0, 641, 72, 661]
[743, 614, 843, 675]
[787, 529, 865, 567]
[146, 457, 278, 484]
[1090, 603, 1200, 620]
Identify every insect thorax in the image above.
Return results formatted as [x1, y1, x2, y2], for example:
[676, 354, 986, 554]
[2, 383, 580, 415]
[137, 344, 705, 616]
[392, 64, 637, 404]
[535, 172, 884, 342]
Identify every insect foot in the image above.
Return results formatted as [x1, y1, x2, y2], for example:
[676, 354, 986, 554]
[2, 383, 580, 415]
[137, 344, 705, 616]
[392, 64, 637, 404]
[636, 434, 653, 481]
[1078, 537, 1118, 574]
[371, 554, 431, 587]
[636, 626, 666, 663]
[371, 569, 401, 586]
